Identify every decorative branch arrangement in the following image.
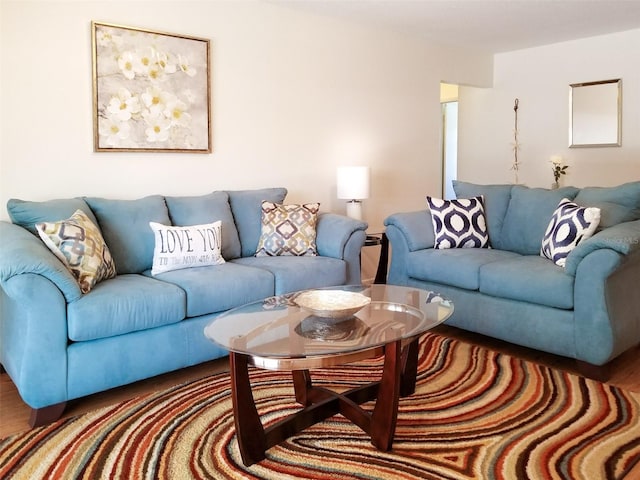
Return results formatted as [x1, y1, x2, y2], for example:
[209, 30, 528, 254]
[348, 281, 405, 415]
[511, 98, 521, 184]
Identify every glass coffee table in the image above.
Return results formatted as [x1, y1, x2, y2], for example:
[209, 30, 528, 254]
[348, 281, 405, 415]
[204, 284, 453, 466]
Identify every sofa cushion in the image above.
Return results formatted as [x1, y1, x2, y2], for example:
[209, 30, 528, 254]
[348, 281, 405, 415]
[406, 248, 520, 290]
[85, 196, 171, 274]
[573, 181, 640, 229]
[232, 256, 346, 295]
[227, 188, 287, 257]
[7, 198, 99, 235]
[426, 196, 489, 249]
[452, 181, 513, 249]
[255, 202, 320, 256]
[500, 186, 579, 255]
[143, 262, 274, 317]
[36, 209, 117, 293]
[164, 191, 241, 260]
[67, 274, 186, 342]
[540, 198, 601, 267]
[149, 221, 225, 275]
[479, 256, 574, 309]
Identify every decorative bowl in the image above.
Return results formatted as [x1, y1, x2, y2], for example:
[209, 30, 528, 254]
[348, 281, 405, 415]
[294, 290, 371, 318]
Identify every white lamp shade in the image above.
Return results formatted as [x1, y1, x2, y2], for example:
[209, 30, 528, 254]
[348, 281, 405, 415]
[336, 166, 370, 200]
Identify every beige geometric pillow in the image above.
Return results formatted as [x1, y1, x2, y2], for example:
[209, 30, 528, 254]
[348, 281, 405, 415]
[36, 209, 116, 294]
[255, 202, 320, 256]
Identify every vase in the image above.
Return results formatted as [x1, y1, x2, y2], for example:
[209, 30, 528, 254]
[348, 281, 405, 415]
[551, 181, 559, 190]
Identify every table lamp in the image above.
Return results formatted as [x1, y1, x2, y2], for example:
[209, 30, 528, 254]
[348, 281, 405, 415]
[337, 166, 370, 220]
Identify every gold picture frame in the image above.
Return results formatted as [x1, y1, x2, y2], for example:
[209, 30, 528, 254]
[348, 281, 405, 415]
[92, 22, 211, 153]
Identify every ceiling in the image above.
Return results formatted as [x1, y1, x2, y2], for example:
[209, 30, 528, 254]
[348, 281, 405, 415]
[270, 0, 640, 54]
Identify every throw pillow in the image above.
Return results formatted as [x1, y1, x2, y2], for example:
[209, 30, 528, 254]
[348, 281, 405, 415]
[149, 221, 226, 275]
[7, 197, 99, 235]
[451, 181, 514, 249]
[85, 195, 171, 274]
[228, 188, 288, 257]
[165, 191, 241, 260]
[427, 196, 489, 249]
[540, 198, 601, 267]
[499, 185, 580, 255]
[255, 202, 320, 256]
[35, 209, 117, 294]
[572, 181, 640, 229]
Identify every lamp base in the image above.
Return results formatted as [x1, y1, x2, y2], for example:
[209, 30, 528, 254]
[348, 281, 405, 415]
[346, 200, 363, 220]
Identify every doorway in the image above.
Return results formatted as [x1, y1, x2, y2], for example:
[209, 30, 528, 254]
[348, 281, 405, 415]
[440, 83, 458, 199]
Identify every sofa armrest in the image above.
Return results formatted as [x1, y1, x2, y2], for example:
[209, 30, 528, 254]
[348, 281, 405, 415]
[315, 213, 367, 258]
[0, 221, 82, 303]
[570, 220, 640, 364]
[572, 247, 640, 365]
[383, 211, 434, 286]
[383, 210, 435, 252]
[316, 213, 367, 284]
[565, 219, 640, 276]
[1, 273, 69, 408]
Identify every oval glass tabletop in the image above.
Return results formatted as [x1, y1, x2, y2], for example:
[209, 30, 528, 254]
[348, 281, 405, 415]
[204, 285, 453, 360]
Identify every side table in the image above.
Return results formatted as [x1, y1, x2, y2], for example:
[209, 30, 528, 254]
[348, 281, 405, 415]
[363, 232, 389, 284]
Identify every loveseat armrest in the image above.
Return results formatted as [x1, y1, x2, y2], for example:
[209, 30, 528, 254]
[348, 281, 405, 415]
[384, 210, 435, 252]
[565, 219, 640, 276]
[316, 213, 367, 284]
[0, 221, 81, 303]
[384, 211, 435, 286]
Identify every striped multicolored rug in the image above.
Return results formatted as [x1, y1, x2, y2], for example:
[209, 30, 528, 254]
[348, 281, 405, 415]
[1, 333, 639, 479]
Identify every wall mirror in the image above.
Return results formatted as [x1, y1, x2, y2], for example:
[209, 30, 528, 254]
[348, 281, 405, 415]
[569, 79, 622, 148]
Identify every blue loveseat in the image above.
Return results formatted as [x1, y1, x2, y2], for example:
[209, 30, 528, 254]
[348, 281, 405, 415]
[384, 181, 640, 372]
[0, 188, 367, 426]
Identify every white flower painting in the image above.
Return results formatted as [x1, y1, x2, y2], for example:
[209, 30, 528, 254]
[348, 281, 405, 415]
[92, 22, 211, 152]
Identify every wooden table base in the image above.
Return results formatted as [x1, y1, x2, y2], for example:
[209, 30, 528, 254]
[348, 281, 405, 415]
[229, 338, 419, 466]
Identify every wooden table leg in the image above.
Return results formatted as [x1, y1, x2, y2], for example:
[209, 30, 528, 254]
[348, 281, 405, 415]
[229, 339, 416, 464]
[370, 339, 402, 451]
[400, 337, 419, 397]
[292, 369, 313, 406]
[230, 352, 266, 466]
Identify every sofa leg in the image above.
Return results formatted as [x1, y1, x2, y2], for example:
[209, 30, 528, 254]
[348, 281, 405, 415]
[29, 402, 67, 428]
[575, 360, 611, 383]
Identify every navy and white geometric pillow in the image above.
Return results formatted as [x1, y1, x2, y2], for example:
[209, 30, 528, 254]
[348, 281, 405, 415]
[427, 196, 489, 249]
[540, 198, 601, 267]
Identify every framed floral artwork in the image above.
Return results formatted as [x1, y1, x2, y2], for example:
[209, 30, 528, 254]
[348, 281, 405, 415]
[92, 22, 211, 153]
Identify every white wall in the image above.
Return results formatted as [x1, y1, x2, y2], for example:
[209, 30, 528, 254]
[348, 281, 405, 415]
[458, 29, 640, 189]
[0, 1, 492, 230]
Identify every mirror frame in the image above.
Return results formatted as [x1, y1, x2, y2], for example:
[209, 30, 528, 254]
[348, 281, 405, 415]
[569, 78, 622, 148]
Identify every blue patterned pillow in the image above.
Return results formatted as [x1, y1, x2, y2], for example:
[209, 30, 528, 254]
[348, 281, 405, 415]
[540, 198, 601, 267]
[427, 196, 489, 249]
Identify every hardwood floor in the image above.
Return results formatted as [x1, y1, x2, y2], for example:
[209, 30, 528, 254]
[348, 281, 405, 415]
[2, 325, 639, 440]
[0, 357, 230, 439]
[436, 324, 640, 392]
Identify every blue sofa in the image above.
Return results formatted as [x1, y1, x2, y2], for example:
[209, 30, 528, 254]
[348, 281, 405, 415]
[384, 181, 640, 372]
[0, 188, 367, 426]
